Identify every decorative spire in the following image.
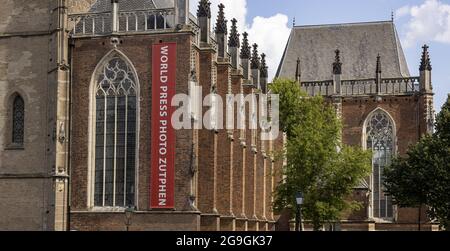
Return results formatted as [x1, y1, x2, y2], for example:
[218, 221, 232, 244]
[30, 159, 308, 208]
[295, 57, 301, 81]
[420, 44, 432, 71]
[215, 3, 227, 34]
[197, 0, 211, 18]
[376, 54, 382, 73]
[228, 18, 240, 47]
[251, 43, 260, 69]
[111, 0, 119, 33]
[260, 53, 268, 78]
[375, 54, 382, 93]
[333, 49, 342, 75]
[240, 32, 251, 59]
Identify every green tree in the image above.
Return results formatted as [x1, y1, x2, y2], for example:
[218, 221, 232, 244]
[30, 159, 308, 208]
[384, 95, 450, 230]
[384, 136, 434, 230]
[271, 79, 372, 230]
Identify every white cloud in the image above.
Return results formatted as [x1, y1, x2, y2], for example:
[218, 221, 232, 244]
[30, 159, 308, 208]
[398, 0, 450, 47]
[395, 5, 411, 19]
[189, 0, 291, 80]
[247, 14, 291, 80]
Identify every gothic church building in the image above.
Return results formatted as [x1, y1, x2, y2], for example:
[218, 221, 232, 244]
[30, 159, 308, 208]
[0, 0, 438, 231]
[277, 21, 437, 231]
[0, 0, 284, 231]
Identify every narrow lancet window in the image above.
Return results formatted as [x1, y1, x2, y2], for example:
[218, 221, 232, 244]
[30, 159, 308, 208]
[12, 95, 25, 146]
[365, 109, 395, 219]
[93, 55, 138, 208]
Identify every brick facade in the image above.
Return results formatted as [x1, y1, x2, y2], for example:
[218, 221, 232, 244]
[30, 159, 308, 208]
[336, 94, 433, 227]
[67, 3, 284, 231]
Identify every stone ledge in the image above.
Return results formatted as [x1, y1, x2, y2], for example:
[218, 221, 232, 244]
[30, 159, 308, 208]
[70, 211, 201, 231]
[72, 210, 201, 215]
[0, 173, 53, 179]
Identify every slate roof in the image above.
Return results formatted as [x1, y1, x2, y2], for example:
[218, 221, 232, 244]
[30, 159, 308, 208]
[89, 0, 174, 12]
[276, 21, 410, 81]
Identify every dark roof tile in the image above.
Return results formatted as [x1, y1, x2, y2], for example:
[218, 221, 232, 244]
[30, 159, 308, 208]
[276, 21, 410, 81]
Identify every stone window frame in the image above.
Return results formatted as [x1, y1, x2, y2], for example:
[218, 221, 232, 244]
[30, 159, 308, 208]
[362, 107, 398, 222]
[4, 91, 27, 151]
[87, 49, 141, 211]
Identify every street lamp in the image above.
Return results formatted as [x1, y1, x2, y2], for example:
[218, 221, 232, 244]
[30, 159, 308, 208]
[125, 206, 135, 231]
[295, 192, 304, 232]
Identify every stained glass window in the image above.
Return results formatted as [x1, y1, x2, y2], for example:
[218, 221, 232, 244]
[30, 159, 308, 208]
[12, 95, 24, 145]
[94, 55, 137, 208]
[366, 109, 395, 219]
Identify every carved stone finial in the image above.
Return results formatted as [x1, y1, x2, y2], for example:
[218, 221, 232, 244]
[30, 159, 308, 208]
[376, 54, 382, 73]
[228, 18, 240, 47]
[197, 0, 211, 18]
[420, 44, 432, 71]
[240, 32, 251, 59]
[251, 43, 260, 69]
[260, 53, 268, 78]
[215, 3, 227, 34]
[333, 49, 342, 75]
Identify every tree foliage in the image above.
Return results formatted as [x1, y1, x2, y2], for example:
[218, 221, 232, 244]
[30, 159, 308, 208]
[384, 95, 450, 230]
[270, 78, 372, 230]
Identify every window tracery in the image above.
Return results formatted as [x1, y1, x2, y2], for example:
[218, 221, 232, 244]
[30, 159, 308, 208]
[366, 109, 395, 219]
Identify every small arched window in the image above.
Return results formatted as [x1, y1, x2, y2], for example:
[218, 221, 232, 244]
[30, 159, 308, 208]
[365, 109, 395, 219]
[12, 95, 25, 146]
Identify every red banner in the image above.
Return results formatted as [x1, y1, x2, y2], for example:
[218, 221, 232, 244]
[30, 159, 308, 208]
[151, 43, 176, 209]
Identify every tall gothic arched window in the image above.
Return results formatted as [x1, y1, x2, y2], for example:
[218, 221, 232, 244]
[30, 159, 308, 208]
[93, 53, 138, 208]
[12, 95, 25, 145]
[365, 109, 395, 219]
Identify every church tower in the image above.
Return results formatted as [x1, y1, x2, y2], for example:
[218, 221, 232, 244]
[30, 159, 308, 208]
[0, 0, 77, 231]
[0, 0, 104, 231]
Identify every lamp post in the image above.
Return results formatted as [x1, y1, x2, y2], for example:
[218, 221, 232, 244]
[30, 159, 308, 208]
[295, 192, 304, 232]
[125, 206, 135, 231]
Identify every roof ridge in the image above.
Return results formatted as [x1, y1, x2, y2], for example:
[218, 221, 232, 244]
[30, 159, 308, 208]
[293, 20, 393, 29]
[275, 32, 292, 78]
[390, 21, 410, 77]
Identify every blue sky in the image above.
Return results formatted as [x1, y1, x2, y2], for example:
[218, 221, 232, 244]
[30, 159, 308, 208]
[244, 0, 450, 112]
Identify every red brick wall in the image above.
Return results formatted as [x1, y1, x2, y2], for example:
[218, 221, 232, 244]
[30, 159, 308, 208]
[243, 86, 256, 221]
[216, 62, 233, 216]
[197, 49, 217, 215]
[256, 146, 266, 219]
[70, 33, 195, 228]
[231, 72, 245, 219]
[265, 140, 275, 221]
[340, 95, 424, 223]
[71, 212, 200, 231]
[70, 32, 283, 231]
[341, 96, 420, 154]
